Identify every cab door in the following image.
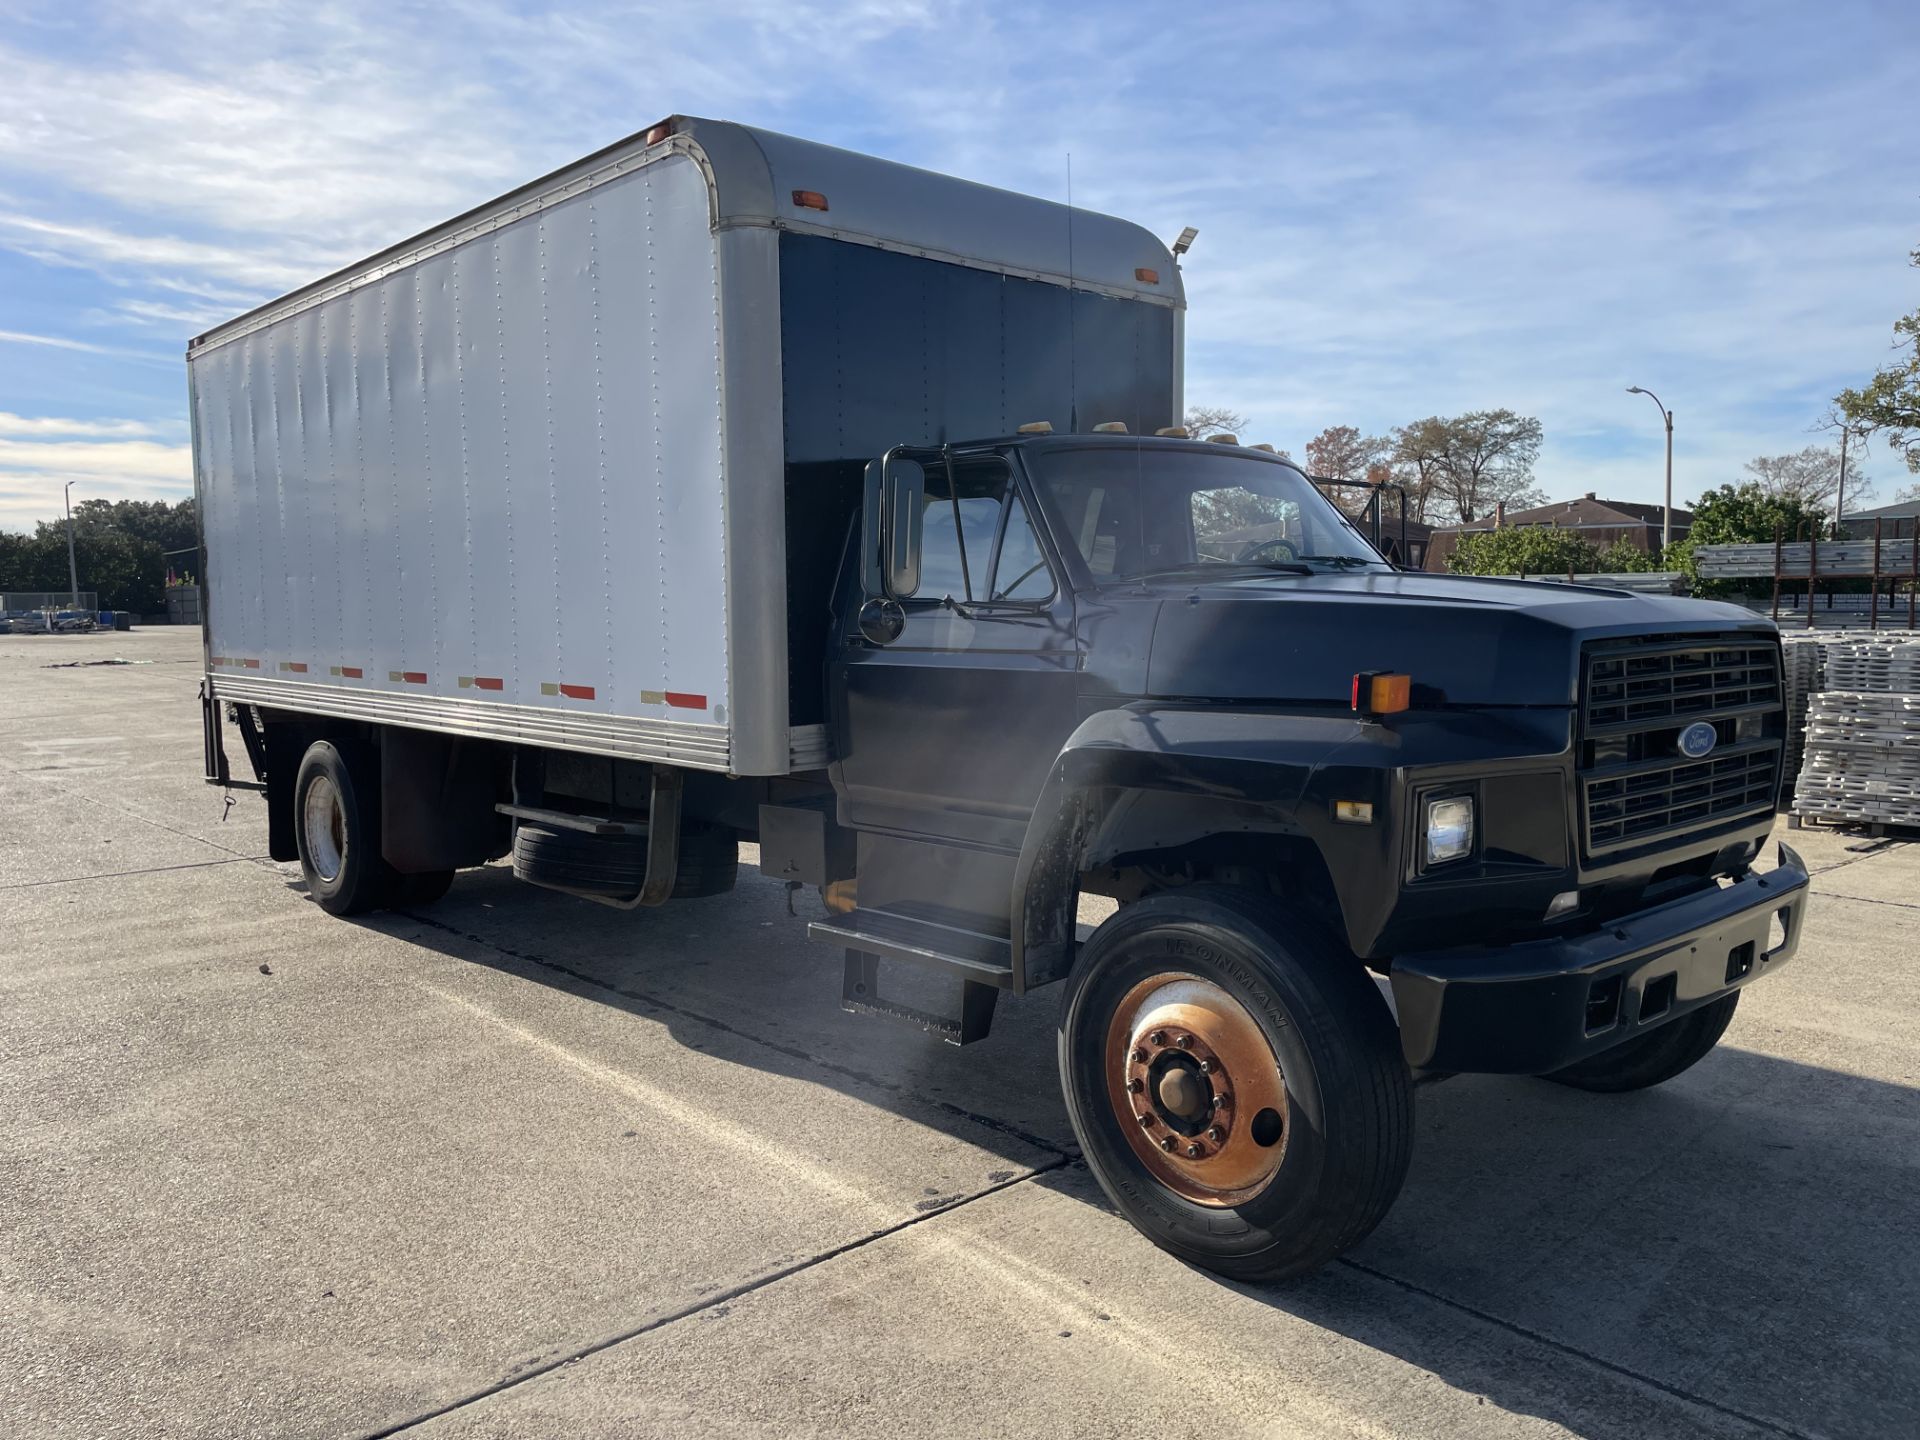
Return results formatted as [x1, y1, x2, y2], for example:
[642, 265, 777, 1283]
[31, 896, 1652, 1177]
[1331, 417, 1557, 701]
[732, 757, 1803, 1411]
[829, 453, 1078, 850]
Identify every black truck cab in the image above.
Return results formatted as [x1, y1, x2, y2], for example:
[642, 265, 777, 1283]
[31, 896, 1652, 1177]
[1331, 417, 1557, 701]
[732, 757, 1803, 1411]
[796, 429, 1807, 1280]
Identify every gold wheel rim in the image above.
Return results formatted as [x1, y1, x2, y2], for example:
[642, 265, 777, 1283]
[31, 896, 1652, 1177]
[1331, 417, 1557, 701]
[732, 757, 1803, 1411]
[1103, 971, 1289, 1207]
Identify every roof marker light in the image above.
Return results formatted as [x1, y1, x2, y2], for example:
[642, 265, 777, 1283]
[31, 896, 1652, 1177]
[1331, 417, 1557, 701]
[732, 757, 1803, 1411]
[644, 122, 673, 146]
[1017, 421, 1054, 435]
[1154, 426, 1189, 438]
[1135, 268, 1160, 284]
[1352, 671, 1411, 716]
[1250, 443, 1275, 453]
[1205, 433, 1240, 445]
[791, 189, 830, 212]
[1092, 421, 1128, 433]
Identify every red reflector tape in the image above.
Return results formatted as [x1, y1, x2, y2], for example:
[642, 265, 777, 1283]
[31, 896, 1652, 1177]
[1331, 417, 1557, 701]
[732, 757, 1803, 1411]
[664, 691, 706, 710]
[341, 667, 363, 679]
[475, 676, 503, 691]
[279, 662, 308, 673]
[558, 683, 596, 701]
[243, 658, 260, 669]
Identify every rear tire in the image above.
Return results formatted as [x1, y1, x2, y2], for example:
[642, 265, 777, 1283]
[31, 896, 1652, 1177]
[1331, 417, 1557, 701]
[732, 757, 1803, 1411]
[511, 821, 737, 900]
[1548, 992, 1739, 1093]
[293, 739, 398, 916]
[1058, 885, 1412, 1284]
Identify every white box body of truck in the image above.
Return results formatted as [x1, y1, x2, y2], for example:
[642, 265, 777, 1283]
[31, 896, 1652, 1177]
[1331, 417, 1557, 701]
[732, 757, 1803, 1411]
[190, 117, 1181, 777]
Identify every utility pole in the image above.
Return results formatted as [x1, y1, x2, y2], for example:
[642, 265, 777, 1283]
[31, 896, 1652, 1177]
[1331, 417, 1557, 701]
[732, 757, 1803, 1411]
[63, 480, 80, 610]
[1835, 427, 1849, 535]
[1626, 387, 1674, 552]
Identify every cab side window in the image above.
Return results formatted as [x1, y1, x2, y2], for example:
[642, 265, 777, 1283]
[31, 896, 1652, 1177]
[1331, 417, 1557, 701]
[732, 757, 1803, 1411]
[992, 493, 1054, 601]
[918, 463, 1008, 601]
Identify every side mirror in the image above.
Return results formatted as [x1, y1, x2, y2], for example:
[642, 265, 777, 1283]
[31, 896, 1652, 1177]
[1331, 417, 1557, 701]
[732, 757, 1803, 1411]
[876, 453, 925, 599]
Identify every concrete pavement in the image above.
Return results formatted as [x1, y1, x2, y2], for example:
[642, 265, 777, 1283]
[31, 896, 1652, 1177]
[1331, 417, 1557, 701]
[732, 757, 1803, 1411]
[2, 627, 1915, 1438]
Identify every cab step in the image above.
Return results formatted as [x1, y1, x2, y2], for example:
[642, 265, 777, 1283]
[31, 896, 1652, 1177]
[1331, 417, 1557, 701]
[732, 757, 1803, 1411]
[808, 907, 1013, 1046]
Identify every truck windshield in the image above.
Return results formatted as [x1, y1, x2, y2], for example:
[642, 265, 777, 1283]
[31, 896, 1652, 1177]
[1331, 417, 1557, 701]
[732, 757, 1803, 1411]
[1026, 446, 1388, 583]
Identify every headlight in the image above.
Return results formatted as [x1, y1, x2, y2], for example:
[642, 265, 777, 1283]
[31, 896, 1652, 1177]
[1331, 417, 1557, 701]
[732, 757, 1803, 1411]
[1425, 796, 1473, 866]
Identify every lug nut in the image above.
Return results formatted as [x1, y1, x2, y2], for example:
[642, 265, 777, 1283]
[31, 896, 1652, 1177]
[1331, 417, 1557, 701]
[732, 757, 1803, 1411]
[1174, 1033, 1192, 1050]
[1211, 1093, 1227, 1110]
[1149, 1030, 1168, 1046]
[1160, 1136, 1178, 1152]
[1138, 1113, 1155, 1128]
[1198, 1059, 1215, 1074]
[1206, 1126, 1224, 1142]
[1131, 1048, 1148, 1064]
[1185, 1142, 1203, 1158]
[1125, 1078, 1143, 1094]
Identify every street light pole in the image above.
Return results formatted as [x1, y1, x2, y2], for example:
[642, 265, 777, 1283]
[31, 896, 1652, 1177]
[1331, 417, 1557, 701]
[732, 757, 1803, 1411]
[63, 480, 80, 610]
[1626, 386, 1674, 553]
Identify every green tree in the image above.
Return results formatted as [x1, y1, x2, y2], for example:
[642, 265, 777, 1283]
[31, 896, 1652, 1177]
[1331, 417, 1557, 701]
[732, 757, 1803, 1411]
[1593, 538, 1667, 573]
[68, 497, 199, 559]
[1665, 482, 1833, 597]
[1836, 245, 1920, 472]
[1447, 525, 1600, 576]
[1, 521, 169, 613]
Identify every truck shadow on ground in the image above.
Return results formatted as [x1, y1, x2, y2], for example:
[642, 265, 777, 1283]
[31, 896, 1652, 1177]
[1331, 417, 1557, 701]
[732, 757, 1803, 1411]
[312, 861, 1915, 1440]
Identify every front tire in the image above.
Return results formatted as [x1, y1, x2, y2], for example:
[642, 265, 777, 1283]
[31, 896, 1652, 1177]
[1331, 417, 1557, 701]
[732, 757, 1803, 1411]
[293, 739, 398, 916]
[1548, 992, 1739, 1093]
[1059, 886, 1412, 1283]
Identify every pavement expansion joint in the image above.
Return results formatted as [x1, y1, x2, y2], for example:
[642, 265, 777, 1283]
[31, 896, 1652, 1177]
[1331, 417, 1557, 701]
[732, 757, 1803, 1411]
[358, 1157, 1069, 1439]
[0, 855, 258, 893]
[1335, 1258, 1819, 1440]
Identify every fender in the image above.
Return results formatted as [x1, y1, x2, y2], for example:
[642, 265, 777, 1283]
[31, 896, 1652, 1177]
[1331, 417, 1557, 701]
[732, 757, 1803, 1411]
[1008, 703, 1574, 989]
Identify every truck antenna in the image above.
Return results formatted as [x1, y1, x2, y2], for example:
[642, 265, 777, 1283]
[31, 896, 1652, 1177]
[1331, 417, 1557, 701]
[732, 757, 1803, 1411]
[1066, 152, 1078, 434]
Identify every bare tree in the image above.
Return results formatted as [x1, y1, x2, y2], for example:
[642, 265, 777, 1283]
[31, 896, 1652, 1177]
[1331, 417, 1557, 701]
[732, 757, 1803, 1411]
[1743, 445, 1874, 513]
[1393, 411, 1544, 525]
[1304, 425, 1387, 482]
[1302, 425, 1390, 517]
[1182, 405, 1247, 441]
[1812, 405, 1880, 522]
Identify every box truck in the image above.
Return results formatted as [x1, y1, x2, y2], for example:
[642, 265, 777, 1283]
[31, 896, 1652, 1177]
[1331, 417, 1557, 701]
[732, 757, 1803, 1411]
[192, 115, 1809, 1280]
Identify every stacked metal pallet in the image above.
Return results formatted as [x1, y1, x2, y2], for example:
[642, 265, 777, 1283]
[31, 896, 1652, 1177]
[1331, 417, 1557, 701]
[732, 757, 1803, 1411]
[1693, 539, 1920, 579]
[1793, 639, 1920, 830]
[1780, 634, 1825, 789]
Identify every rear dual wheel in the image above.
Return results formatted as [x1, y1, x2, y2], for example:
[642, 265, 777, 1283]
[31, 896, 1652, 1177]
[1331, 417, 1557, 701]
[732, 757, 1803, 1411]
[293, 739, 453, 915]
[1060, 886, 1412, 1283]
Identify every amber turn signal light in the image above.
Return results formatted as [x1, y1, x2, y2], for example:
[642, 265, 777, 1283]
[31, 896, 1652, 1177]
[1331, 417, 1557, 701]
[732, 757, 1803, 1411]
[1352, 671, 1411, 715]
[791, 189, 830, 212]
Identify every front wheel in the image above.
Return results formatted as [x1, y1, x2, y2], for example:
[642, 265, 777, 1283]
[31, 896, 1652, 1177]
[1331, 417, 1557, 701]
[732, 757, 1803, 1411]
[1058, 886, 1412, 1283]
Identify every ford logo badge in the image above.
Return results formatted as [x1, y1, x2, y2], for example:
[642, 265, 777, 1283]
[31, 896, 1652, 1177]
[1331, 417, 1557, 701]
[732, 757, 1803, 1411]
[1677, 721, 1718, 759]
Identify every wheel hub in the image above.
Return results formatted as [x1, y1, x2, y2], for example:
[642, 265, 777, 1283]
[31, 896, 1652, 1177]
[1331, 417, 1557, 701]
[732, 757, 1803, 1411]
[1104, 974, 1289, 1206]
[302, 774, 347, 883]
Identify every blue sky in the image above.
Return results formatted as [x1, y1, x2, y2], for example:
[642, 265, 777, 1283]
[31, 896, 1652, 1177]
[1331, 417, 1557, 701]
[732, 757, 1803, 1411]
[1, 0, 1915, 530]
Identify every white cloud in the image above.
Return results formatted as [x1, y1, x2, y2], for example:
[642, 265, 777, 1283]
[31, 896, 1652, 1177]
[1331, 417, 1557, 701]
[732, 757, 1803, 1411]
[0, 412, 155, 438]
[0, 212, 322, 293]
[0, 0, 1914, 525]
[0, 328, 112, 354]
[0, 429, 194, 530]
[0, 436, 190, 481]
